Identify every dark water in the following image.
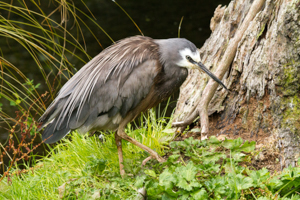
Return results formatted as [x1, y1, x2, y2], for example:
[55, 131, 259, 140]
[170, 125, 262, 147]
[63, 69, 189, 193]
[0, 0, 230, 170]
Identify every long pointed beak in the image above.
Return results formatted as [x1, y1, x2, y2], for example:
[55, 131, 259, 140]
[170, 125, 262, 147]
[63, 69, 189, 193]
[195, 61, 228, 91]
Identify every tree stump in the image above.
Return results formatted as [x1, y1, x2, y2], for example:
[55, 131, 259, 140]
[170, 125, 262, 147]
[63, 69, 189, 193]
[174, 0, 300, 167]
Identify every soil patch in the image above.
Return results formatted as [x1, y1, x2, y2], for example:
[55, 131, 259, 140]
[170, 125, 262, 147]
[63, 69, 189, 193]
[174, 96, 282, 173]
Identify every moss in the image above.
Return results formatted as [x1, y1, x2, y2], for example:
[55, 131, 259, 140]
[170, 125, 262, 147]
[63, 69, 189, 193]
[277, 58, 300, 137]
[281, 95, 300, 137]
[278, 61, 300, 96]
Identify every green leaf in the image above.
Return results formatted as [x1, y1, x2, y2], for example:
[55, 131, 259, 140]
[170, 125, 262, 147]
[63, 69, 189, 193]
[34, 83, 41, 88]
[249, 168, 269, 188]
[238, 141, 256, 152]
[191, 188, 208, 200]
[159, 169, 176, 190]
[208, 136, 221, 144]
[10, 101, 16, 106]
[222, 138, 243, 150]
[267, 176, 283, 189]
[202, 152, 226, 164]
[176, 162, 197, 182]
[145, 169, 157, 178]
[231, 152, 245, 161]
[177, 179, 193, 191]
[235, 174, 253, 190]
[134, 175, 146, 188]
[178, 192, 190, 200]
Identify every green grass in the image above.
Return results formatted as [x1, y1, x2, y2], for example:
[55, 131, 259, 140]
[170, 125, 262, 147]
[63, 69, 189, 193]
[1, 1, 300, 200]
[0, 109, 174, 199]
[1, 115, 300, 199]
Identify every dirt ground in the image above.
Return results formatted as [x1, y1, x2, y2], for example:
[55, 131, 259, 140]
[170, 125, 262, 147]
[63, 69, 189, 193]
[175, 96, 282, 173]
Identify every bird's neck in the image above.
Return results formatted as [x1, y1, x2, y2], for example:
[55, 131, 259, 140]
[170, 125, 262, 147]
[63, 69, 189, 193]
[154, 64, 188, 99]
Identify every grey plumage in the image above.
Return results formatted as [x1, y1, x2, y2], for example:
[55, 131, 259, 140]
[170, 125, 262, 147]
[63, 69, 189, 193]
[40, 36, 159, 141]
[39, 35, 227, 175]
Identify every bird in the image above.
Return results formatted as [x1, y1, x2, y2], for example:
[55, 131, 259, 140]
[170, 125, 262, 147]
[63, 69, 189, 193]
[39, 35, 227, 175]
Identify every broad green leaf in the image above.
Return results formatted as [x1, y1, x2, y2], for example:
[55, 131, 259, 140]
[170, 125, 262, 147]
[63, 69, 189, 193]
[238, 141, 256, 152]
[177, 179, 193, 191]
[202, 153, 226, 164]
[249, 168, 269, 188]
[145, 169, 157, 178]
[178, 193, 190, 200]
[208, 136, 221, 144]
[191, 188, 208, 200]
[176, 162, 197, 182]
[176, 179, 200, 191]
[235, 174, 253, 190]
[167, 154, 180, 163]
[164, 188, 179, 197]
[159, 169, 176, 190]
[267, 177, 283, 189]
[222, 138, 243, 150]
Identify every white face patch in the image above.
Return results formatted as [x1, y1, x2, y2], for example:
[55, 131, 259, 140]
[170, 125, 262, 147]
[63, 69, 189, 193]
[176, 48, 201, 69]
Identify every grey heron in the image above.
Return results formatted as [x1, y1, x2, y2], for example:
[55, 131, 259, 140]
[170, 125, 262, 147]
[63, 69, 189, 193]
[39, 36, 227, 175]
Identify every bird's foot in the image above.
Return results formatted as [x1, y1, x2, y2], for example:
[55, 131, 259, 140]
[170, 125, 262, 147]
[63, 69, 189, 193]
[142, 156, 152, 166]
[142, 154, 165, 166]
[154, 153, 165, 163]
[172, 121, 185, 126]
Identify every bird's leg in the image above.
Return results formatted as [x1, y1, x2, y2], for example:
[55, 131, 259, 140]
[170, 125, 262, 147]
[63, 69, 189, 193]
[114, 132, 125, 176]
[117, 128, 165, 163]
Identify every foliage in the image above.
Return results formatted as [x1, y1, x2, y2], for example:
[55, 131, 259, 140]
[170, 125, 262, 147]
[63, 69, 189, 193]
[1, 132, 300, 199]
[142, 137, 300, 200]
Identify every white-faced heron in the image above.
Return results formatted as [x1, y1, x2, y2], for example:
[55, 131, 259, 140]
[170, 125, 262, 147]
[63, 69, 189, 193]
[39, 36, 227, 175]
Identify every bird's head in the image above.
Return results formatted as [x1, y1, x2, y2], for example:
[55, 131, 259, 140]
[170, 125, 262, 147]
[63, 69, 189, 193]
[169, 38, 228, 90]
[157, 38, 228, 90]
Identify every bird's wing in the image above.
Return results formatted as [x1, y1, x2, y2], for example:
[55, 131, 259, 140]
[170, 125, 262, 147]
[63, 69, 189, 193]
[39, 36, 160, 142]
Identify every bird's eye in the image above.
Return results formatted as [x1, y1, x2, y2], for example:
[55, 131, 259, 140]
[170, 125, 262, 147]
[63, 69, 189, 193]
[186, 55, 192, 61]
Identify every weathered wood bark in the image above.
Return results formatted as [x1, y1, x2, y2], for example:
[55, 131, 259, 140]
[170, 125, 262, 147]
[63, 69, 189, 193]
[174, 0, 300, 167]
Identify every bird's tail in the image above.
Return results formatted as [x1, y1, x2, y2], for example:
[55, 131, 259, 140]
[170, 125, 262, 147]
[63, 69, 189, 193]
[41, 117, 71, 144]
